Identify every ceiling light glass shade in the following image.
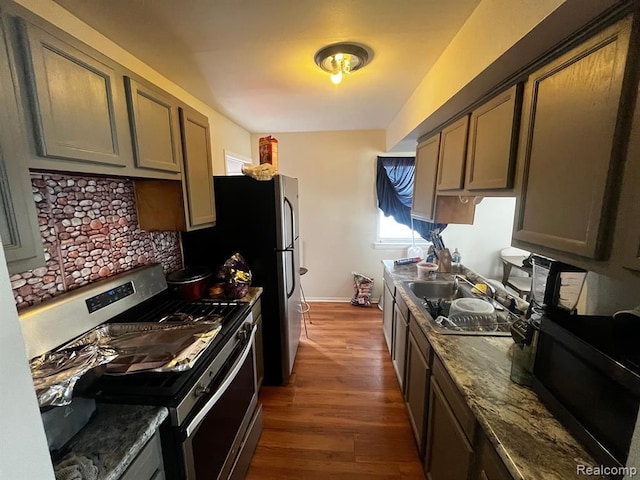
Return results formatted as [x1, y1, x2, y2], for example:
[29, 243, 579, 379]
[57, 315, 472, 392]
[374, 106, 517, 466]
[314, 43, 370, 84]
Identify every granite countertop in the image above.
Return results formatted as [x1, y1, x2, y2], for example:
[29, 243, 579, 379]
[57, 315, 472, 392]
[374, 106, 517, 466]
[383, 260, 600, 480]
[238, 286, 263, 306]
[54, 404, 168, 480]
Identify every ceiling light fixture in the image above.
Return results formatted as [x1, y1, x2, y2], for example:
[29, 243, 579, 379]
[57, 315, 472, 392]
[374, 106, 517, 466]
[314, 43, 371, 85]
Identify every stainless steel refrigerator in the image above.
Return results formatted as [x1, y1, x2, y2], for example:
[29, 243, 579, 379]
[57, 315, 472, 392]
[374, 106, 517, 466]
[181, 175, 302, 385]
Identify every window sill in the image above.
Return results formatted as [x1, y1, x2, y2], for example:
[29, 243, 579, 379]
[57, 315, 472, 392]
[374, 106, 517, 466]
[373, 241, 429, 250]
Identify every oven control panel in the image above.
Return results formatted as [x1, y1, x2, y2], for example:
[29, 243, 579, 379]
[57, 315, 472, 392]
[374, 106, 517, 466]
[85, 281, 135, 314]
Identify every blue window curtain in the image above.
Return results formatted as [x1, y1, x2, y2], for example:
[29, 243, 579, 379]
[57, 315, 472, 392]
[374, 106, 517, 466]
[376, 156, 446, 241]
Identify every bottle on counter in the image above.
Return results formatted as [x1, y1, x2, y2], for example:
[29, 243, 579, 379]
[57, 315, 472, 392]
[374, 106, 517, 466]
[452, 248, 461, 273]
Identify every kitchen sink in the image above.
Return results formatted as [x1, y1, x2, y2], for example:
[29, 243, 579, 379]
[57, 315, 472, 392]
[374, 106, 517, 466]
[400, 278, 517, 336]
[404, 279, 457, 300]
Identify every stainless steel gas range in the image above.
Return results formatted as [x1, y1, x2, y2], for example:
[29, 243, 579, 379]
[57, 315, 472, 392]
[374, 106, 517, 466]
[20, 264, 263, 480]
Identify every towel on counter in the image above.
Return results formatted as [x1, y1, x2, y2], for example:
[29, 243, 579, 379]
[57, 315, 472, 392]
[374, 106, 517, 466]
[54, 454, 98, 480]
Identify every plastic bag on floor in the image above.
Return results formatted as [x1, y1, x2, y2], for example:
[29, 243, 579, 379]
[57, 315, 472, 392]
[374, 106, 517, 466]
[351, 272, 374, 307]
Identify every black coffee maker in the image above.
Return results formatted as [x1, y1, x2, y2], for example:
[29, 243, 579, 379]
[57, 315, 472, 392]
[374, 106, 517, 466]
[527, 254, 588, 319]
[509, 255, 587, 385]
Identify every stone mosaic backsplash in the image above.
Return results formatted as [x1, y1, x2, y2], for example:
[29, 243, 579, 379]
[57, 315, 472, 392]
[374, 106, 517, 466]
[11, 173, 183, 309]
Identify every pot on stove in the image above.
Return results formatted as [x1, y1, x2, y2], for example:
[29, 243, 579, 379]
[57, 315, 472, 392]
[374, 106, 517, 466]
[166, 267, 213, 301]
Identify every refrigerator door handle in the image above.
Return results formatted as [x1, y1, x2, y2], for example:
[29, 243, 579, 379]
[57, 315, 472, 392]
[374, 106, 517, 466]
[284, 197, 296, 246]
[284, 249, 296, 298]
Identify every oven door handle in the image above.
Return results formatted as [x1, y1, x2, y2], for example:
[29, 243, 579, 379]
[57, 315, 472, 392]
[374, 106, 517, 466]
[185, 323, 256, 437]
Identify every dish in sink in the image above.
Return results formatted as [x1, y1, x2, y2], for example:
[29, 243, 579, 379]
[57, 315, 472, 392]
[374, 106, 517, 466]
[400, 277, 518, 336]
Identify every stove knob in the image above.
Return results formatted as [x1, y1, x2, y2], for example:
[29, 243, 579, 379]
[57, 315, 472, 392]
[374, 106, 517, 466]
[194, 385, 210, 397]
[237, 323, 251, 341]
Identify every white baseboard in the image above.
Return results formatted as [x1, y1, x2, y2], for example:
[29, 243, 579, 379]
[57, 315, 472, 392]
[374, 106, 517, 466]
[305, 297, 379, 304]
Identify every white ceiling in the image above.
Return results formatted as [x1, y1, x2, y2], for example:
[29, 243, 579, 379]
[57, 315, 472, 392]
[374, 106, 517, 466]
[53, 0, 480, 138]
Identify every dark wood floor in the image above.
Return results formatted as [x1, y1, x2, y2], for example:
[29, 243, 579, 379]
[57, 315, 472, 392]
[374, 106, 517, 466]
[246, 302, 425, 479]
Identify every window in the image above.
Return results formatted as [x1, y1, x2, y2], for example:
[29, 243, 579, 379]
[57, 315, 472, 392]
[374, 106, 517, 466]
[224, 150, 252, 175]
[376, 155, 445, 246]
[377, 210, 427, 244]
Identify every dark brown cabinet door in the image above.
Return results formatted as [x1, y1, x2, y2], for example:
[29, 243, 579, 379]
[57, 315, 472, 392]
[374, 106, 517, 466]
[513, 17, 632, 259]
[424, 377, 474, 480]
[412, 133, 440, 221]
[466, 85, 522, 190]
[475, 433, 514, 480]
[437, 116, 469, 191]
[620, 76, 640, 272]
[254, 313, 264, 390]
[382, 281, 394, 355]
[392, 305, 408, 392]
[405, 331, 430, 455]
[18, 20, 131, 167]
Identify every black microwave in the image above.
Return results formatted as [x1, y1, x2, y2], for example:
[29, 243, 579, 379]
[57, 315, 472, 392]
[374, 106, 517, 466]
[532, 312, 640, 474]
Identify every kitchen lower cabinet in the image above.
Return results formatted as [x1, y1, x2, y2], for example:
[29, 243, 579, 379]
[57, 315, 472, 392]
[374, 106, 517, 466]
[251, 297, 264, 390]
[513, 16, 633, 260]
[405, 317, 431, 456]
[0, 15, 44, 274]
[466, 85, 522, 191]
[475, 433, 514, 480]
[436, 115, 469, 192]
[412, 133, 441, 222]
[425, 357, 476, 480]
[124, 76, 182, 173]
[16, 18, 132, 168]
[382, 274, 394, 355]
[120, 432, 165, 480]
[391, 294, 409, 392]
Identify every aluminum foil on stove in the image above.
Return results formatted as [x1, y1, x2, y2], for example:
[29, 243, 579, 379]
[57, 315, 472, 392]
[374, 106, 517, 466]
[63, 322, 222, 375]
[31, 321, 222, 407]
[30, 344, 117, 408]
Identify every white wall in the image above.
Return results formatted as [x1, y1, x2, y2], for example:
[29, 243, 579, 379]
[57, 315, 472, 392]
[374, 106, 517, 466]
[251, 131, 517, 300]
[386, 0, 619, 149]
[441, 197, 516, 281]
[0, 243, 55, 479]
[252, 130, 395, 301]
[14, 0, 252, 174]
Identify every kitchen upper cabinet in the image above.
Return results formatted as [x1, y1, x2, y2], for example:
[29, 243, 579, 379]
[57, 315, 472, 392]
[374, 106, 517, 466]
[179, 106, 215, 229]
[513, 17, 632, 260]
[16, 19, 132, 168]
[412, 133, 440, 222]
[619, 73, 640, 272]
[436, 115, 469, 191]
[466, 85, 522, 191]
[0, 18, 44, 274]
[405, 317, 431, 456]
[136, 105, 215, 232]
[125, 76, 182, 173]
[425, 357, 476, 480]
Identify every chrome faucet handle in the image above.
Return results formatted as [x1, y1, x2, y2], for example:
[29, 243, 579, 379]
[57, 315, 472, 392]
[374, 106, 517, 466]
[484, 281, 497, 299]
